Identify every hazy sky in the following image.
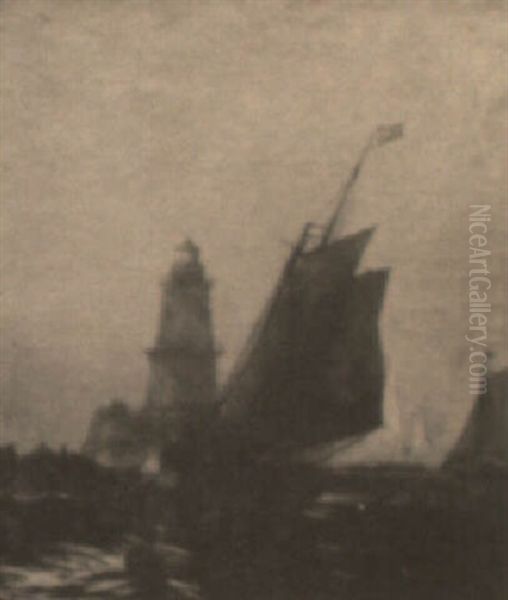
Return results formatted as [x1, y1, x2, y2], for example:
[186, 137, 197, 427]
[1, 0, 507, 463]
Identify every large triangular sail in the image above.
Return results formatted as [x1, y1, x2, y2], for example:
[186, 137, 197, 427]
[220, 125, 402, 449]
[221, 229, 388, 447]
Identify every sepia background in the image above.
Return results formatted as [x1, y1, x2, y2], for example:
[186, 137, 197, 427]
[1, 0, 507, 464]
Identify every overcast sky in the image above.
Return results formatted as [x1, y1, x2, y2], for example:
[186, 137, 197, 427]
[1, 0, 507, 463]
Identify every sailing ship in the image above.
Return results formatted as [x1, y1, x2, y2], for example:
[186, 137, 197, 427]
[218, 123, 403, 455]
[444, 365, 508, 472]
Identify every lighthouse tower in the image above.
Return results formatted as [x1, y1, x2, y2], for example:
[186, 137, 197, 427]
[143, 239, 217, 449]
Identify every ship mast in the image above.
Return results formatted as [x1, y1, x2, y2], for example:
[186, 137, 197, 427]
[320, 123, 404, 247]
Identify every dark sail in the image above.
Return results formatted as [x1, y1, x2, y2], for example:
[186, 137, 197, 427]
[220, 227, 389, 448]
[444, 368, 508, 470]
[324, 268, 389, 438]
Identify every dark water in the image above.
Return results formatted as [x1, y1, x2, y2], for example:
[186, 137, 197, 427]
[1, 543, 132, 599]
[186, 466, 507, 600]
[1, 468, 506, 600]
[0, 542, 201, 599]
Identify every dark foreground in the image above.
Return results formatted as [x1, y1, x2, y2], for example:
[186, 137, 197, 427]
[1, 464, 506, 600]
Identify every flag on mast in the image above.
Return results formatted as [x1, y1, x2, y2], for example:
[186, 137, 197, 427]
[373, 122, 404, 147]
[320, 122, 404, 246]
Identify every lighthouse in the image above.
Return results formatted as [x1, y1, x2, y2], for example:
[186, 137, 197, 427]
[142, 239, 218, 451]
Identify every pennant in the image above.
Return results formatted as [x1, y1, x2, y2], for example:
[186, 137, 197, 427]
[374, 122, 404, 146]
